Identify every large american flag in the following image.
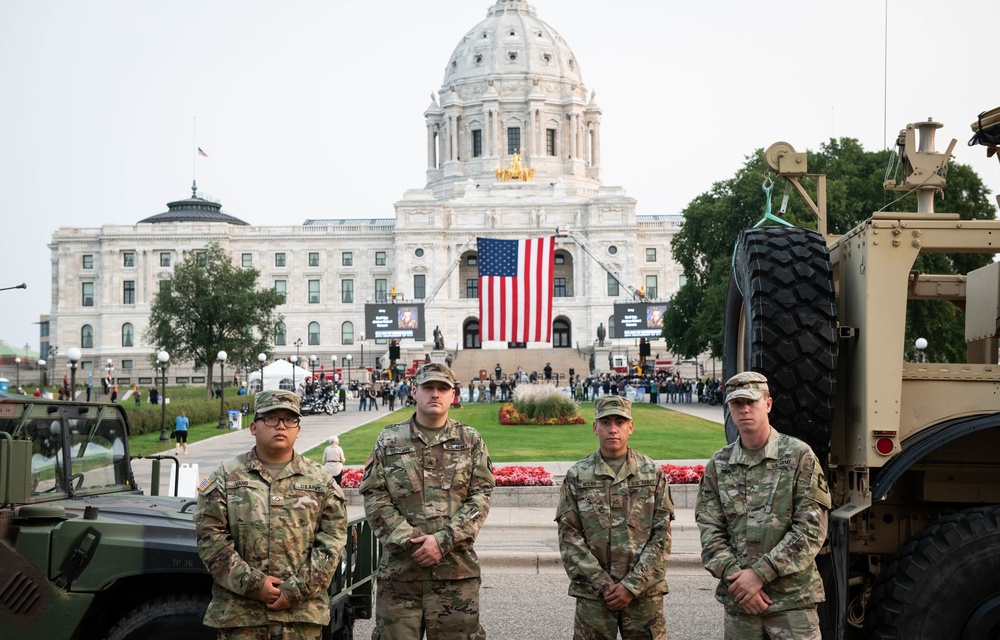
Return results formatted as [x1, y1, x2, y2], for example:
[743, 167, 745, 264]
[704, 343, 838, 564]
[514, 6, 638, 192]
[477, 237, 555, 343]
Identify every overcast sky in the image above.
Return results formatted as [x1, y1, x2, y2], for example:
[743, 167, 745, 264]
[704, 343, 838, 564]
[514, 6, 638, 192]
[2, 0, 998, 353]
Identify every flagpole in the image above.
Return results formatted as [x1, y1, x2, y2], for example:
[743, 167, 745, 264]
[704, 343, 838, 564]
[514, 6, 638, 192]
[192, 115, 197, 188]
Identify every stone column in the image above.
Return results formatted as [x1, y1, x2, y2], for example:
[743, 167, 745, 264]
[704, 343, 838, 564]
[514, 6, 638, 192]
[427, 124, 436, 169]
[592, 121, 601, 166]
[569, 113, 577, 159]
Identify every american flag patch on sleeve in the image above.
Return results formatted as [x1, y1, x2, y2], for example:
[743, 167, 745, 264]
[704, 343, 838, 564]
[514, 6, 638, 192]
[198, 477, 212, 492]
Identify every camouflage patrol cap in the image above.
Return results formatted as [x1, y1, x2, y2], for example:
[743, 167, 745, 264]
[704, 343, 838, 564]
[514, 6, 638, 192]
[255, 389, 301, 416]
[724, 371, 770, 403]
[594, 395, 632, 420]
[414, 362, 456, 388]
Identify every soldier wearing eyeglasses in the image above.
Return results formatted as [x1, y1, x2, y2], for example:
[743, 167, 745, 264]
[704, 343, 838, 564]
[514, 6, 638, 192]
[194, 390, 348, 640]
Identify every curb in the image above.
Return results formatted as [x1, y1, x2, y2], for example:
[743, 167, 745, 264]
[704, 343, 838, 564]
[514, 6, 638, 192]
[342, 483, 700, 509]
[477, 550, 706, 573]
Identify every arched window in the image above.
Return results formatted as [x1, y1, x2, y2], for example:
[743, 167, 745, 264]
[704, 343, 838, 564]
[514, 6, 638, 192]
[608, 316, 616, 340]
[308, 322, 320, 346]
[342, 322, 355, 345]
[81, 324, 94, 348]
[122, 323, 134, 347]
[275, 322, 286, 346]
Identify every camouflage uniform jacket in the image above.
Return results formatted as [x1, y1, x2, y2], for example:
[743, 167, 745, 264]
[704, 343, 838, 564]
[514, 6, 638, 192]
[695, 428, 831, 612]
[556, 449, 674, 600]
[359, 416, 494, 581]
[194, 448, 348, 628]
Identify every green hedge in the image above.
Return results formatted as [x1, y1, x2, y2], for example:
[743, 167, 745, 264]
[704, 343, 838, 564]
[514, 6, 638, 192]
[123, 396, 251, 436]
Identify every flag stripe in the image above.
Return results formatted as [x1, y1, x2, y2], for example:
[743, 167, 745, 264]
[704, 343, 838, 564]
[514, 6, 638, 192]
[477, 236, 554, 343]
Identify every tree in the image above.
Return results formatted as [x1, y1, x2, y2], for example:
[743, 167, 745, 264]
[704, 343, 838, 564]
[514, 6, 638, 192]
[144, 243, 284, 398]
[664, 137, 996, 362]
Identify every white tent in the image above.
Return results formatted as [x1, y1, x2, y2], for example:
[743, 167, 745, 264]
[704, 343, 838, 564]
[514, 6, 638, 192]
[248, 360, 314, 392]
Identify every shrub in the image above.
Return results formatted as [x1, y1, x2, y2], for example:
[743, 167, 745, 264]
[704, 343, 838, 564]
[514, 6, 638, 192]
[512, 385, 579, 419]
[499, 385, 584, 425]
[123, 396, 249, 435]
[499, 402, 586, 425]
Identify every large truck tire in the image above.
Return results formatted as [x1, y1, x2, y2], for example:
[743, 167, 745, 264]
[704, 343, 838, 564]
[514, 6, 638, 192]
[722, 226, 837, 459]
[864, 506, 1000, 639]
[105, 594, 213, 640]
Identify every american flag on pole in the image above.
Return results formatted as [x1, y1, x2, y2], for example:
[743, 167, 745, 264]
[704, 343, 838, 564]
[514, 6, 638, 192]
[477, 236, 555, 343]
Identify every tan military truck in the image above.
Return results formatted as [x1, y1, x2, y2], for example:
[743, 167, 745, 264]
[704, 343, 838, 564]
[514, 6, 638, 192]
[723, 111, 1000, 639]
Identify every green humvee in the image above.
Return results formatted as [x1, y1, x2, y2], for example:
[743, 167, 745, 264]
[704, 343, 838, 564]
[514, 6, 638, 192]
[0, 395, 375, 639]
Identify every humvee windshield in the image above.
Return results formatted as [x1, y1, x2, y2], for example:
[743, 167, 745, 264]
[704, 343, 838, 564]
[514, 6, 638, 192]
[0, 400, 132, 501]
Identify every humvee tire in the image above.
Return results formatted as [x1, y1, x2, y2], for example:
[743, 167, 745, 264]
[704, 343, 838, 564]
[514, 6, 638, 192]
[105, 594, 213, 640]
[864, 506, 1000, 639]
[722, 226, 837, 459]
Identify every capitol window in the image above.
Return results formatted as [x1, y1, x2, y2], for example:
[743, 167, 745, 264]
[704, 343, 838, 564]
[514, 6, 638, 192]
[123, 252, 135, 267]
[275, 253, 286, 268]
[83, 254, 94, 269]
[342, 252, 353, 267]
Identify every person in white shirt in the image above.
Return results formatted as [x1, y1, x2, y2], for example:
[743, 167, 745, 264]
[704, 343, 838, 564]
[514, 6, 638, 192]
[323, 435, 346, 485]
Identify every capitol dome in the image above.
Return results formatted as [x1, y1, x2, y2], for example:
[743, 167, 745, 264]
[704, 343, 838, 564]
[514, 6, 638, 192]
[443, 0, 583, 89]
[423, 0, 603, 194]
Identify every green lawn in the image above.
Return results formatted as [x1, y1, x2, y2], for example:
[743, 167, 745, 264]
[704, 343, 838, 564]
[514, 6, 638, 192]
[302, 403, 725, 465]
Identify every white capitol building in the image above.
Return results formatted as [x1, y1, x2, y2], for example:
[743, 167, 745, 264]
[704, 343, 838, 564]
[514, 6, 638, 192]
[44, 0, 685, 386]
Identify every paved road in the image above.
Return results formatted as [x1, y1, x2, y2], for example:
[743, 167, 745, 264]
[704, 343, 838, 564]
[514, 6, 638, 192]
[352, 571, 725, 639]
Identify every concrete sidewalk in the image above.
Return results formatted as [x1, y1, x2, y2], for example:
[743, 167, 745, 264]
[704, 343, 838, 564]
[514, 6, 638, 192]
[130, 398, 722, 575]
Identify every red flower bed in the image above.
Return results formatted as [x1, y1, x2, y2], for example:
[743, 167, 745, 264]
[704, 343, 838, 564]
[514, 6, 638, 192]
[340, 467, 364, 489]
[662, 464, 705, 485]
[493, 465, 555, 486]
[339, 464, 701, 488]
[498, 403, 586, 426]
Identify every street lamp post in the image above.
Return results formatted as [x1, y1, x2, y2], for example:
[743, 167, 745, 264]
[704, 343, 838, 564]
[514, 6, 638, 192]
[157, 351, 170, 442]
[15, 357, 21, 391]
[915, 337, 928, 363]
[290, 354, 299, 394]
[330, 355, 337, 382]
[217, 351, 228, 429]
[106, 358, 114, 397]
[345, 354, 353, 391]
[38, 359, 46, 389]
[359, 335, 365, 377]
[310, 355, 318, 385]
[47, 347, 57, 391]
[67, 347, 82, 399]
[258, 352, 266, 393]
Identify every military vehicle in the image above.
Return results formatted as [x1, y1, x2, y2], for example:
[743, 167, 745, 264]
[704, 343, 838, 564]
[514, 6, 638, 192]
[724, 110, 1000, 639]
[0, 394, 375, 639]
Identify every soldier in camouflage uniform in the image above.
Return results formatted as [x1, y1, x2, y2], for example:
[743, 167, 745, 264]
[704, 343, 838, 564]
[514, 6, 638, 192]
[695, 372, 831, 640]
[359, 363, 495, 639]
[556, 396, 674, 639]
[194, 390, 348, 640]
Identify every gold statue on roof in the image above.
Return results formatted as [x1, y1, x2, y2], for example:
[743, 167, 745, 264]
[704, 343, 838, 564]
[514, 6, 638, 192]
[494, 149, 536, 182]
